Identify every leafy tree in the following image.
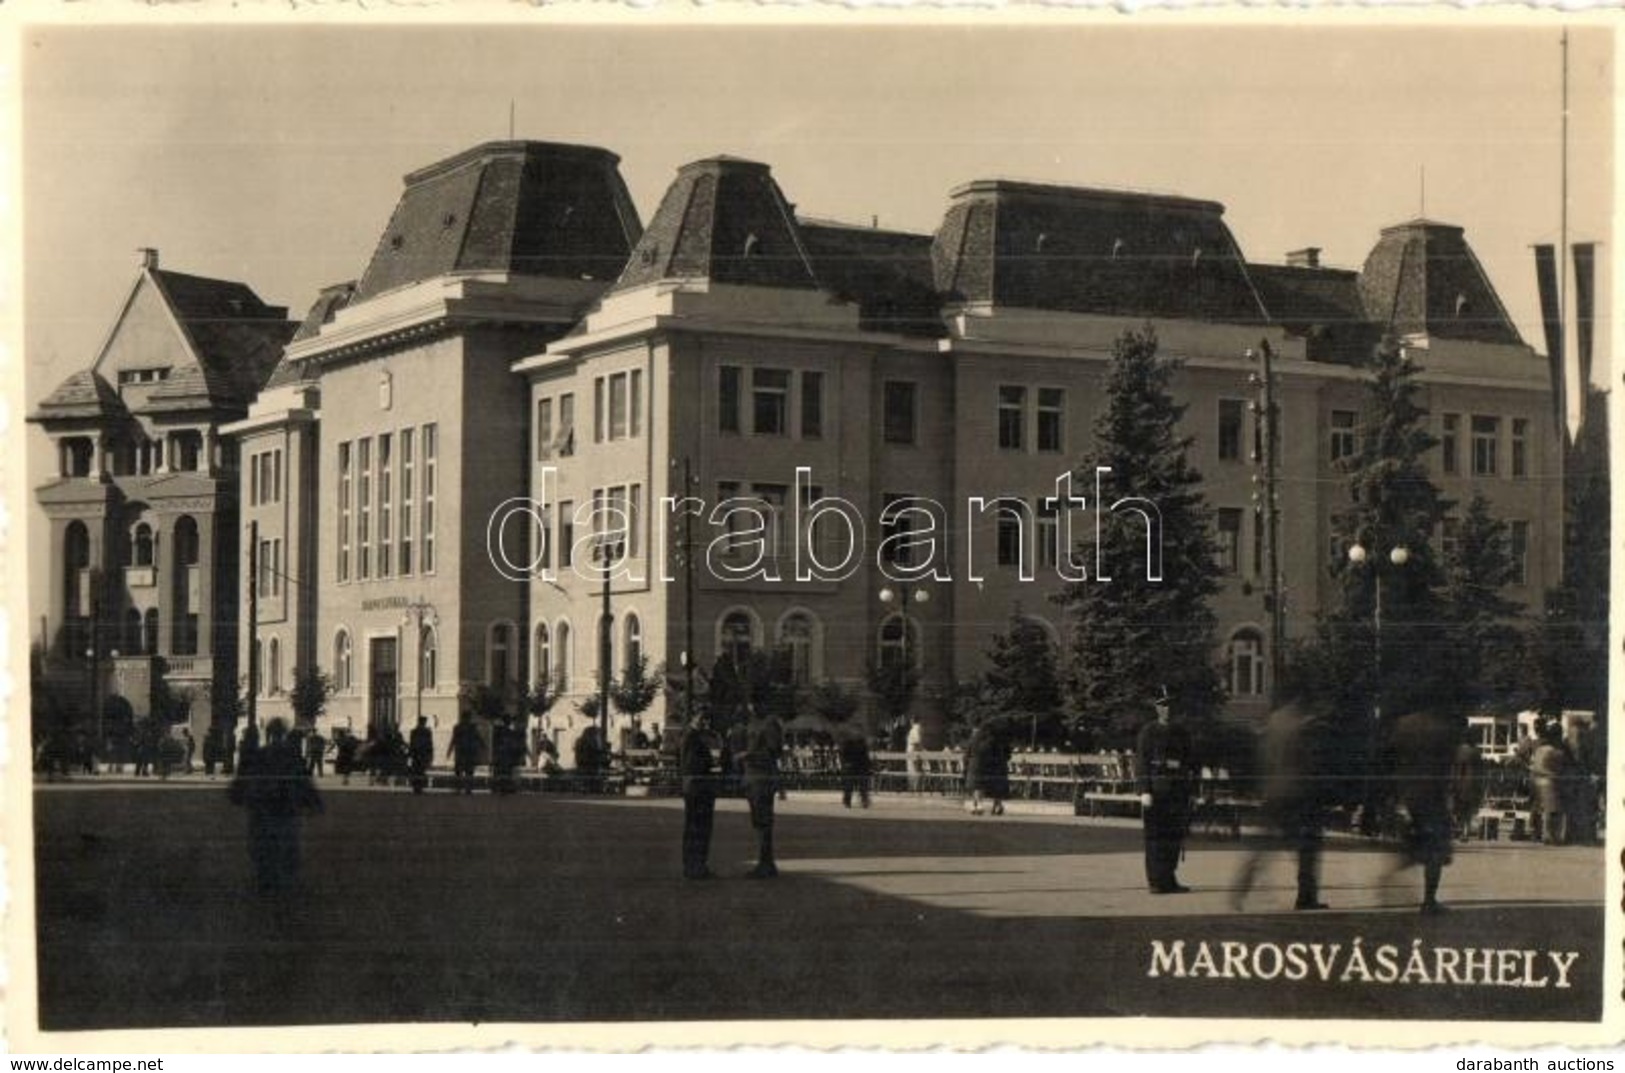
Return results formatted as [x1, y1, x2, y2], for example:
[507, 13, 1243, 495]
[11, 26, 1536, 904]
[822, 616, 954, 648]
[609, 653, 663, 728]
[866, 658, 919, 746]
[708, 649, 796, 734]
[1053, 326, 1224, 749]
[287, 666, 335, 729]
[1438, 493, 1525, 713]
[459, 681, 508, 723]
[982, 611, 1065, 750]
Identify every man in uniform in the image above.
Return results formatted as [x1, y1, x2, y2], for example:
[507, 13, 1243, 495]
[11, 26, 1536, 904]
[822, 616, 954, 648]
[1136, 690, 1195, 894]
[679, 711, 721, 879]
[408, 716, 435, 794]
[741, 704, 784, 878]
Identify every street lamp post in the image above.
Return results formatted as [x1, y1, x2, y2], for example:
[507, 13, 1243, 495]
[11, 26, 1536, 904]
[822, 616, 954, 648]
[1247, 340, 1285, 709]
[401, 597, 437, 730]
[877, 583, 930, 739]
[595, 535, 626, 752]
[1348, 540, 1410, 832]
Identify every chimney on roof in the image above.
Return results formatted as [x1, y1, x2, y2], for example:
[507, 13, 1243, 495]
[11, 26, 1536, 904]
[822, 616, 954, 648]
[138, 247, 159, 270]
[1285, 247, 1321, 269]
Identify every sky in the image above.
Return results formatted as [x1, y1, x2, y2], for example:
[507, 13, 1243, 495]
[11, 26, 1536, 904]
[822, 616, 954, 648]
[15, 19, 1616, 619]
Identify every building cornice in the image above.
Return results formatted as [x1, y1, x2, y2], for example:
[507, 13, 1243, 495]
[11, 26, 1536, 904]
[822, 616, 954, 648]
[219, 408, 319, 439]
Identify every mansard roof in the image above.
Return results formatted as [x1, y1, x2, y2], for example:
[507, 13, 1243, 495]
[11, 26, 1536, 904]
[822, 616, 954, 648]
[32, 369, 125, 421]
[1247, 262, 1381, 364]
[1357, 219, 1523, 347]
[352, 141, 642, 303]
[931, 180, 1269, 324]
[798, 221, 943, 337]
[610, 157, 820, 295]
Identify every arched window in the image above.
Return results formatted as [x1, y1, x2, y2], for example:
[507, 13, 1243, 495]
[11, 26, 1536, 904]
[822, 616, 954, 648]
[719, 610, 756, 666]
[778, 611, 818, 686]
[554, 620, 572, 691]
[420, 625, 438, 691]
[131, 523, 154, 568]
[534, 622, 551, 687]
[63, 521, 90, 652]
[334, 629, 353, 692]
[488, 622, 514, 690]
[624, 613, 642, 671]
[1228, 628, 1265, 698]
[267, 637, 282, 695]
[253, 639, 264, 695]
[142, 609, 159, 656]
[877, 614, 921, 674]
[171, 516, 200, 656]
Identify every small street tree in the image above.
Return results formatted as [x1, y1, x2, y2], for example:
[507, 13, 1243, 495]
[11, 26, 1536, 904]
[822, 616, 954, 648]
[1054, 326, 1224, 749]
[609, 652, 664, 737]
[288, 666, 335, 730]
[981, 612, 1065, 750]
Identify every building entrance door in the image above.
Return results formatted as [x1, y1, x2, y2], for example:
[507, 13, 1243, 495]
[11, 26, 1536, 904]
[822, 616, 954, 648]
[369, 637, 399, 733]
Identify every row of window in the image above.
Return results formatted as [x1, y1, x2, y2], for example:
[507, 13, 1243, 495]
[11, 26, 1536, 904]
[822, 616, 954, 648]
[1328, 518, 1532, 584]
[1330, 409, 1532, 478]
[996, 385, 1066, 453]
[249, 448, 284, 507]
[256, 537, 284, 598]
[336, 424, 437, 583]
[538, 483, 647, 571]
[718, 366, 824, 439]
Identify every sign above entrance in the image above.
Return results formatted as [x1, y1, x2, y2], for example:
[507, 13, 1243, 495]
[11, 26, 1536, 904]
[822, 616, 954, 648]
[361, 595, 411, 612]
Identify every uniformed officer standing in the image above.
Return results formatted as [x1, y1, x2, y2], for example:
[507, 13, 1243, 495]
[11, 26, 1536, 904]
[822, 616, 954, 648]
[679, 711, 721, 879]
[741, 704, 785, 878]
[1135, 691, 1195, 894]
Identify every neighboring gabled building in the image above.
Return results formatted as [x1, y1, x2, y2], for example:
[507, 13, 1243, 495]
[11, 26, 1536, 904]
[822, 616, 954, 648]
[30, 249, 295, 740]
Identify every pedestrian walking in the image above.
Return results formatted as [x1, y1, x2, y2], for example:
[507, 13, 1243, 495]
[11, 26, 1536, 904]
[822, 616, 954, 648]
[965, 719, 1010, 816]
[837, 720, 873, 809]
[306, 728, 327, 778]
[741, 704, 784, 878]
[449, 712, 482, 794]
[1232, 702, 1329, 911]
[181, 728, 196, 775]
[408, 717, 435, 794]
[1135, 690, 1195, 894]
[203, 724, 222, 778]
[492, 718, 521, 795]
[905, 718, 924, 793]
[1530, 722, 1568, 845]
[1385, 709, 1459, 914]
[679, 711, 721, 879]
[228, 718, 323, 896]
[334, 729, 359, 785]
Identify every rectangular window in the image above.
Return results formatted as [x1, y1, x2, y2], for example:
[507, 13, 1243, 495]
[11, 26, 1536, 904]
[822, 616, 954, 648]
[593, 377, 605, 443]
[717, 482, 742, 555]
[880, 492, 914, 567]
[630, 369, 643, 438]
[752, 368, 790, 436]
[628, 482, 642, 558]
[719, 366, 742, 434]
[1330, 410, 1357, 463]
[421, 424, 437, 573]
[536, 398, 553, 461]
[1472, 415, 1500, 476]
[801, 371, 824, 439]
[609, 371, 629, 440]
[1512, 418, 1529, 479]
[400, 428, 415, 576]
[884, 380, 917, 445]
[1037, 388, 1064, 453]
[272, 450, 282, 503]
[996, 508, 1023, 567]
[337, 442, 352, 582]
[1216, 508, 1242, 574]
[557, 394, 575, 457]
[559, 499, 575, 569]
[258, 539, 271, 597]
[272, 539, 282, 597]
[998, 385, 1025, 450]
[1509, 520, 1529, 585]
[250, 453, 261, 506]
[1036, 498, 1059, 569]
[1441, 413, 1460, 475]
[754, 483, 789, 560]
[357, 437, 372, 580]
[377, 433, 392, 579]
[1218, 399, 1245, 462]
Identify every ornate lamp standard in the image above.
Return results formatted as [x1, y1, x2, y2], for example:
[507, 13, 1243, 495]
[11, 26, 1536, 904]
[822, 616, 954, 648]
[877, 584, 930, 740]
[1347, 540, 1410, 832]
[401, 597, 438, 729]
[595, 535, 627, 751]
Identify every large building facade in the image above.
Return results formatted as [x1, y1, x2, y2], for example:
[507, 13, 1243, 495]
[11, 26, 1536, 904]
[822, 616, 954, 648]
[213, 140, 1563, 758]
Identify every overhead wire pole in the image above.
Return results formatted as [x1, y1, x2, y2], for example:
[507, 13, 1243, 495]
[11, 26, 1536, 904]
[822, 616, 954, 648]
[683, 456, 696, 723]
[1250, 340, 1285, 709]
[247, 519, 258, 732]
[1560, 27, 1570, 433]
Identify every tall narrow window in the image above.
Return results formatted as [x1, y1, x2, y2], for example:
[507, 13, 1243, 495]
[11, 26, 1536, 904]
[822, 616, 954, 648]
[800, 371, 824, 439]
[1509, 520, 1529, 585]
[883, 381, 917, 445]
[400, 428, 415, 576]
[337, 442, 352, 582]
[755, 483, 789, 560]
[1511, 418, 1529, 479]
[1035, 498, 1059, 569]
[250, 453, 261, 506]
[593, 377, 605, 443]
[421, 424, 437, 573]
[609, 371, 629, 440]
[628, 482, 642, 558]
[559, 499, 574, 569]
[334, 629, 353, 692]
[489, 623, 512, 691]
[272, 449, 282, 503]
[557, 394, 575, 457]
[630, 369, 643, 438]
[1329, 410, 1357, 463]
[997, 386, 1025, 450]
[752, 369, 790, 436]
[1037, 388, 1064, 453]
[1216, 508, 1242, 574]
[996, 508, 1023, 567]
[1228, 630, 1264, 697]
[624, 613, 643, 670]
[536, 398, 554, 461]
[357, 437, 372, 580]
[268, 637, 282, 696]
[1441, 413, 1460, 475]
[1471, 415, 1500, 476]
[534, 623, 551, 687]
[719, 366, 741, 434]
[1218, 399, 1244, 462]
[780, 613, 815, 685]
[420, 627, 438, 690]
[881, 492, 915, 567]
[377, 433, 392, 579]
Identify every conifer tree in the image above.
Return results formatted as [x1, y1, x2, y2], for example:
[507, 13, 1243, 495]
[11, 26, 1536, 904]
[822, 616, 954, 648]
[1438, 493, 1524, 713]
[1054, 326, 1223, 749]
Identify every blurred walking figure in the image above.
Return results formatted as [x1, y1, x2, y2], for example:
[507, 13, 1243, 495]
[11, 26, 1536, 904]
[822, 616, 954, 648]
[837, 720, 873, 809]
[408, 716, 435, 794]
[1530, 722, 1568, 845]
[1136, 691, 1195, 894]
[334, 729, 359, 786]
[229, 718, 323, 896]
[741, 704, 784, 878]
[679, 710, 721, 879]
[305, 728, 327, 779]
[491, 718, 522, 795]
[964, 719, 1010, 816]
[1385, 710, 1459, 914]
[1449, 731, 1485, 841]
[449, 712, 482, 795]
[1232, 703, 1330, 911]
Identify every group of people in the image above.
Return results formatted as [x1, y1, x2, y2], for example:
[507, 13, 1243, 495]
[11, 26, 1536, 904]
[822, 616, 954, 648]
[34, 721, 197, 779]
[678, 705, 786, 880]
